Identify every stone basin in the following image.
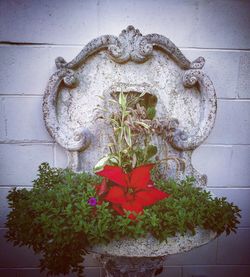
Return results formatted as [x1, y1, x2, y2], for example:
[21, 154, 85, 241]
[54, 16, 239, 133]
[90, 228, 217, 257]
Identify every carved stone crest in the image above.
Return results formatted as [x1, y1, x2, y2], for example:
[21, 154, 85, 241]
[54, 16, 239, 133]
[43, 26, 217, 187]
[108, 25, 153, 63]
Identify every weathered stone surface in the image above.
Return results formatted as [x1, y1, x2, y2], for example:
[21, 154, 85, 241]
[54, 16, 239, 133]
[96, 255, 165, 277]
[42, 26, 217, 260]
[90, 228, 216, 257]
[43, 26, 217, 188]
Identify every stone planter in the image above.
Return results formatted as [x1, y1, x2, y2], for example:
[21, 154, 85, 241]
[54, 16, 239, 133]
[42, 26, 218, 276]
[90, 228, 217, 276]
[95, 255, 165, 277]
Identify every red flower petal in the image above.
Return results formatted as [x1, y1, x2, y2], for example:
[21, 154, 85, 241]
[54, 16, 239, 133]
[112, 204, 124, 215]
[130, 164, 155, 189]
[97, 200, 103, 205]
[95, 184, 101, 193]
[121, 201, 144, 220]
[98, 178, 108, 195]
[95, 165, 128, 187]
[128, 213, 141, 220]
[135, 188, 170, 207]
[104, 186, 127, 204]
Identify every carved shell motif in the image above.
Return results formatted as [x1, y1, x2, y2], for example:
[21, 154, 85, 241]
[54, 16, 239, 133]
[108, 25, 153, 63]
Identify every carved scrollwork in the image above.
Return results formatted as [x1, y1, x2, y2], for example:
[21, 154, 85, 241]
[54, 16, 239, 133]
[107, 25, 153, 63]
[43, 26, 217, 179]
[56, 25, 203, 70]
[169, 69, 217, 150]
[43, 66, 91, 170]
[190, 56, 206, 69]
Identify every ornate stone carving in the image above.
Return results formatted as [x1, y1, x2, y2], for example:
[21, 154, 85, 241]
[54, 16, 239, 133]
[43, 26, 217, 186]
[91, 228, 216, 276]
[43, 25, 218, 276]
[170, 69, 217, 150]
[107, 25, 153, 63]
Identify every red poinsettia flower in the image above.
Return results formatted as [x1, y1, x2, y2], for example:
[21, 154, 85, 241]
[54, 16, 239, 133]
[95, 164, 170, 219]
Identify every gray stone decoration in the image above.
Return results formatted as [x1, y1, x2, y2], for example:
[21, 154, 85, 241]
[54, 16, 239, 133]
[43, 26, 217, 275]
[43, 25, 216, 187]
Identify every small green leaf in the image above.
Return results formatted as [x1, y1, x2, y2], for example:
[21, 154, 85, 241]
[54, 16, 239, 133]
[118, 92, 127, 110]
[146, 145, 158, 160]
[93, 156, 109, 171]
[124, 126, 132, 147]
[134, 121, 150, 129]
[146, 107, 156, 120]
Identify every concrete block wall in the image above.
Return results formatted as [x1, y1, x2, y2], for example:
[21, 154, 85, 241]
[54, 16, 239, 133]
[0, 0, 249, 276]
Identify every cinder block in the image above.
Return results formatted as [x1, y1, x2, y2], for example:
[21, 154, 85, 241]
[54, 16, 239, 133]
[229, 146, 250, 187]
[97, 0, 197, 48]
[0, 46, 84, 95]
[48, 46, 82, 68]
[182, 50, 240, 99]
[183, 265, 250, 277]
[17, 268, 101, 277]
[54, 143, 68, 169]
[166, 238, 217, 265]
[192, 145, 231, 187]
[0, 229, 40, 267]
[157, 266, 182, 277]
[0, 0, 100, 45]
[1, 0, 249, 48]
[0, 46, 51, 95]
[237, 53, 250, 99]
[0, 229, 100, 271]
[196, 0, 250, 49]
[0, 96, 52, 142]
[0, 269, 18, 277]
[205, 100, 250, 145]
[0, 267, 101, 277]
[16, 269, 47, 277]
[0, 143, 54, 187]
[209, 188, 250, 227]
[0, 187, 11, 228]
[217, 229, 250, 265]
[0, 97, 6, 138]
[84, 268, 101, 277]
[192, 145, 250, 187]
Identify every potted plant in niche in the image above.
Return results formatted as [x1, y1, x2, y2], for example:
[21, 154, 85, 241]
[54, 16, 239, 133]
[5, 91, 241, 277]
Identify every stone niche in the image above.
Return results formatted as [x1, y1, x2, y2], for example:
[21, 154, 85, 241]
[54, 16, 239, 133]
[43, 26, 217, 275]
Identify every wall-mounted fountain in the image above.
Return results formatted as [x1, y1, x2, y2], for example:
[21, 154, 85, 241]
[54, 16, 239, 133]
[42, 25, 219, 276]
[6, 26, 240, 277]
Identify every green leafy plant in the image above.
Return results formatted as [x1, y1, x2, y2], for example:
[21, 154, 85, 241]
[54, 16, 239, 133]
[6, 92, 241, 276]
[6, 163, 241, 276]
[94, 91, 184, 174]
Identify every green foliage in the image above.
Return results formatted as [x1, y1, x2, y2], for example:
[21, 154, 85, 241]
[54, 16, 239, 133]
[146, 106, 156, 120]
[94, 92, 159, 172]
[6, 163, 241, 276]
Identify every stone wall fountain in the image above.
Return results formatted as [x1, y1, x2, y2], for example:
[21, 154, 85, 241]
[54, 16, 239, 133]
[43, 26, 217, 276]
